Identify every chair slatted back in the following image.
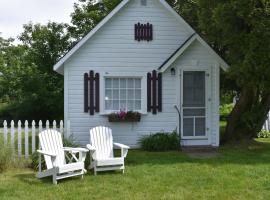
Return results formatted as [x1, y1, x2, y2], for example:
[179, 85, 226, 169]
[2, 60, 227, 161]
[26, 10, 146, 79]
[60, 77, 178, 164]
[39, 129, 65, 169]
[90, 126, 114, 159]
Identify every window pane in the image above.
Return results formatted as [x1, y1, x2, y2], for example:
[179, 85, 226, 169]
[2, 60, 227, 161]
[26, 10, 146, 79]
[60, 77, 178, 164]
[105, 100, 112, 110]
[105, 78, 112, 88]
[135, 100, 141, 110]
[127, 100, 134, 111]
[127, 89, 134, 99]
[120, 89, 126, 99]
[135, 79, 141, 88]
[183, 71, 205, 107]
[120, 79, 126, 88]
[183, 109, 205, 116]
[113, 78, 119, 88]
[195, 118, 206, 136]
[104, 77, 142, 111]
[113, 100, 119, 110]
[135, 89, 141, 100]
[112, 89, 119, 99]
[127, 79, 134, 88]
[105, 89, 112, 100]
[120, 100, 126, 111]
[183, 118, 194, 136]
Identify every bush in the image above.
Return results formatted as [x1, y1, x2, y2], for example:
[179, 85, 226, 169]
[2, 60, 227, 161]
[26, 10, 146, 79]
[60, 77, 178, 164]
[0, 140, 13, 173]
[257, 130, 270, 138]
[220, 103, 234, 120]
[139, 131, 180, 152]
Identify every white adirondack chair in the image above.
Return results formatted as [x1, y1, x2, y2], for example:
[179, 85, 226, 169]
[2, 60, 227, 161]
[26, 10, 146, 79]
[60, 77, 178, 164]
[87, 126, 130, 175]
[36, 129, 88, 184]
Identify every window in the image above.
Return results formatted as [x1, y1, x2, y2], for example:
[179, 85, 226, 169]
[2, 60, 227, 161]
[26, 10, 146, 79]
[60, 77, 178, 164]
[105, 78, 142, 111]
[141, 0, 147, 6]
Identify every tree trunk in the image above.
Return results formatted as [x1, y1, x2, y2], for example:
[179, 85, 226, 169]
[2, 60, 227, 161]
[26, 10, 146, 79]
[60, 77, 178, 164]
[224, 86, 270, 142]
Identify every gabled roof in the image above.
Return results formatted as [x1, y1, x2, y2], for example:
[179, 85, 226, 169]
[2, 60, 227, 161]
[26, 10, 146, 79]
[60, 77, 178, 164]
[158, 33, 229, 72]
[54, 0, 229, 74]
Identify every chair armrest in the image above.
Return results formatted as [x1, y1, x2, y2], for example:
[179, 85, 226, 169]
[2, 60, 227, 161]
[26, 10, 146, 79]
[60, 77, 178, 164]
[86, 144, 96, 151]
[63, 147, 88, 153]
[37, 150, 57, 157]
[114, 143, 129, 158]
[114, 143, 130, 149]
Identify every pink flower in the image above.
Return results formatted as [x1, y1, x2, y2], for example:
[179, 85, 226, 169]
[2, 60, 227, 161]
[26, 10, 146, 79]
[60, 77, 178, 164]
[118, 110, 127, 120]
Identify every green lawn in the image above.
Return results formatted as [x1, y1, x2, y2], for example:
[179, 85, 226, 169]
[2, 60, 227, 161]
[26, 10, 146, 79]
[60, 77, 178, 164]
[1, 139, 270, 200]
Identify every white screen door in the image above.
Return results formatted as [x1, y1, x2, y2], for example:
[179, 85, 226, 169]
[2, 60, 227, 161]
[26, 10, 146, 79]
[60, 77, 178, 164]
[182, 71, 207, 138]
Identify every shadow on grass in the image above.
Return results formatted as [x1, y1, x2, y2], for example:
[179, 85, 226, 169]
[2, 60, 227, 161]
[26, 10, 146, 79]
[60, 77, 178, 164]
[126, 139, 270, 167]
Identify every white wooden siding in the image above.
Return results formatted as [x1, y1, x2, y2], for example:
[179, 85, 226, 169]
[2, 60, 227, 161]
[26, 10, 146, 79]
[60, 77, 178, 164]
[64, 0, 220, 147]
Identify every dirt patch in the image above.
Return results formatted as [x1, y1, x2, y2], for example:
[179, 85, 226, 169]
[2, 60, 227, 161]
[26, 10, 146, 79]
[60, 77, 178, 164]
[185, 151, 220, 159]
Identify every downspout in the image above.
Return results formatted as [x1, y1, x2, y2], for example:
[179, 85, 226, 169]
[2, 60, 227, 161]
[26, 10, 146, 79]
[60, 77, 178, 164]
[174, 105, 182, 150]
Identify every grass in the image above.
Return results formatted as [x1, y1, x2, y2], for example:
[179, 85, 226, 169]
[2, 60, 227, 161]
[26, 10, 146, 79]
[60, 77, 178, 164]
[1, 139, 270, 200]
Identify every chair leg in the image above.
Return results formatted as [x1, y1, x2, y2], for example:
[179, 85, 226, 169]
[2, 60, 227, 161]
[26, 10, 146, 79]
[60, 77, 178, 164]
[53, 174, 57, 185]
[81, 170, 84, 179]
[94, 167, 97, 176]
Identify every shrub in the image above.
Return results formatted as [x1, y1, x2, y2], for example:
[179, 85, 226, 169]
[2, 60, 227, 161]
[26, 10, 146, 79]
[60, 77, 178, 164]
[257, 130, 270, 138]
[0, 140, 13, 173]
[220, 103, 234, 120]
[139, 131, 180, 151]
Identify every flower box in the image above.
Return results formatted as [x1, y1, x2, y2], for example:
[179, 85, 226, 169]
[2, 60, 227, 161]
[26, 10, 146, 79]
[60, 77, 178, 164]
[108, 111, 141, 122]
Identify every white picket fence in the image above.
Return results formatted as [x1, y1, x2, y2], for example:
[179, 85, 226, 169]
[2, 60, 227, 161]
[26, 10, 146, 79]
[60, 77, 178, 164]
[1, 120, 70, 159]
[263, 115, 270, 132]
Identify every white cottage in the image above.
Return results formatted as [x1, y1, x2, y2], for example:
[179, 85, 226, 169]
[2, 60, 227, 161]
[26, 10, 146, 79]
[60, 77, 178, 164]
[54, 0, 229, 148]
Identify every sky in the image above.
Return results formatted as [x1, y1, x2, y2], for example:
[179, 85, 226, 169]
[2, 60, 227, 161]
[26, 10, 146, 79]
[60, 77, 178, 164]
[0, 0, 75, 41]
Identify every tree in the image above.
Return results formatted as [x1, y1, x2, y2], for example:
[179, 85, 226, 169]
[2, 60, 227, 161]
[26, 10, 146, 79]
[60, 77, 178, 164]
[69, 0, 121, 39]
[0, 22, 72, 121]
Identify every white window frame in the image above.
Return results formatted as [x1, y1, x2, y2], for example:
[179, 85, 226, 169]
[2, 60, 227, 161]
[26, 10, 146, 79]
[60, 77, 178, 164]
[100, 72, 147, 115]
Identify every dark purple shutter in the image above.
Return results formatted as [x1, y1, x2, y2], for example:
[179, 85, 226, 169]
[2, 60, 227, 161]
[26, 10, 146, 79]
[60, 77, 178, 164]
[152, 70, 157, 114]
[135, 23, 138, 41]
[147, 72, 152, 112]
[158, 73, 162, 112]
[89, 71, 94, 115]
[95, 73, 100, 112]
[150, 24, 153, 40]
[83, 71, 100, 115]
[84, 73, 89, 113]
[147, 70, 162, 114]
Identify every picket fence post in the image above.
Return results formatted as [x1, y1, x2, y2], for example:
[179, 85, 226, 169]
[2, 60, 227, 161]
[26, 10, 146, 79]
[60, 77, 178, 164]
[11, 120, 15, 156]
[3, 120, 8, 145]
[25, 120, 29, 159]
[32, 121, 36, 154]
[60, 120, 64, 134]
[46, 120, 50, 130]
[18, 120, 22, 158]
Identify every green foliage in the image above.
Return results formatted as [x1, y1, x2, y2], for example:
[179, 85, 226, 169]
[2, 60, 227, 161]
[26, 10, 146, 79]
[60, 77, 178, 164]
[0, 140, 12, 173]
[69, 0, 121, 39]
[257, 130, 270, 138]
[220, 103, 234, 121]
[139, 131, 180, 152]
[0, 22, 71, 121]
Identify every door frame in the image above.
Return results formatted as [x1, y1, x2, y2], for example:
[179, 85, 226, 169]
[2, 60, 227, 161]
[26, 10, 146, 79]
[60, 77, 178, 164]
[179, 66, 211, 140]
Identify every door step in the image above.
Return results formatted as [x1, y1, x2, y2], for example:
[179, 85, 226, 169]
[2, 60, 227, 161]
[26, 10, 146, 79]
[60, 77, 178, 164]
[181, 145, 218, 153]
